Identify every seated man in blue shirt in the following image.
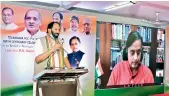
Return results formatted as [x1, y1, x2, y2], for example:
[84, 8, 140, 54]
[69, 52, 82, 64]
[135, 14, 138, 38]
[67, 36, 85, 68]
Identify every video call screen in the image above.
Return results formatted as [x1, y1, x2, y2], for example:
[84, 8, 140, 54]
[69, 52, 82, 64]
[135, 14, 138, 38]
[95, 23, 165, 89]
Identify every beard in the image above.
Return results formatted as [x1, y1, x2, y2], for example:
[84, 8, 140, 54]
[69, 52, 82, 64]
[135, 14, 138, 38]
[51, 31, 59, 39]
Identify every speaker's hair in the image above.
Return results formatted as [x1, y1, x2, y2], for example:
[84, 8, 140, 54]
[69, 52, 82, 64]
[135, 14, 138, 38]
[47, 22, 60, 33]
[122, 31, 143, 61]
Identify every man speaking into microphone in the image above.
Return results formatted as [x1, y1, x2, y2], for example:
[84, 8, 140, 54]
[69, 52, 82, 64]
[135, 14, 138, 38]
[34, 22, 71, 75]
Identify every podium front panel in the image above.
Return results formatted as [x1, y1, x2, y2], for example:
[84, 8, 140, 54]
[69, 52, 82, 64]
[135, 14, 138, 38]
[38, 81, 77, 96]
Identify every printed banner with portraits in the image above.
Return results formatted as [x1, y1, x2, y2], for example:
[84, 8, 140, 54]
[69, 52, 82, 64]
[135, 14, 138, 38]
[1, 4, 96, 96]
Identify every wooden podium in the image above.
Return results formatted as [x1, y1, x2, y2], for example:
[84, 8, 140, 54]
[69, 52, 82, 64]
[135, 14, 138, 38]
[33, 69, 88, 96]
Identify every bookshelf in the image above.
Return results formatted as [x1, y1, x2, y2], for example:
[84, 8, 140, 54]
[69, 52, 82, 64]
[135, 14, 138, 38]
[155, 29, 165, 84]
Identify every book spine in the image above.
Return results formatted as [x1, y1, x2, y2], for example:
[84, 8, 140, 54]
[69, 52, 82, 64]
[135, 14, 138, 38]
[112, 24, 114, 39]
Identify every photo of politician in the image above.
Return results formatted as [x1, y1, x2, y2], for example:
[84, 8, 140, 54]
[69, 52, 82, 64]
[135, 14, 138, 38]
[16, 9, 46, 38]
[107, 31, 154, 86]
[66, 36, 85, 69]
[82, 18, 91, 35]
[52, 12, 65, 32]
[67, 15, 80, 33]
[1, 7, 18, 30]
[52, 12, 63, 24]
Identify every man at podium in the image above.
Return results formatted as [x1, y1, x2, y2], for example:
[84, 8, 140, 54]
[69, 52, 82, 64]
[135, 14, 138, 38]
[33, 22, 88, 96]
[34, 22, 71, 75]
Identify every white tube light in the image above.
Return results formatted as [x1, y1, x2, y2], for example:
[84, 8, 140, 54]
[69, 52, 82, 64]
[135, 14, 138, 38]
[104, 1, 137, 11]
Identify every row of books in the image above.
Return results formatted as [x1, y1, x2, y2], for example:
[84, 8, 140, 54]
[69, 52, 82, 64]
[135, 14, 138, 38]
[157, 29, 165, 41]
[156, 48, 164, 63]
[112, 24, 152, 43]
[156, 29, 165, 80]
[142, 52, 150, 67]
[112, 24, 131, 40]
[137, 26, 152, 42]
[157, 29, 165, 48]
[110, 50, 123, 70]
[111, 40, 121, 49]
[110, 50, 122, 70]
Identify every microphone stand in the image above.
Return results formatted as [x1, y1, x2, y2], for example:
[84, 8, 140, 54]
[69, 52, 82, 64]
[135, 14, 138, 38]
[55, 37, 69, 69]
[56, 37, 69, 54]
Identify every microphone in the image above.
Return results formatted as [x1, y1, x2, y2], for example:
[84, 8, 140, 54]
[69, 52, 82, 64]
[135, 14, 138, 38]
[59, 38, 69, 54]
[61, 38, 64, 44]
[52, 35, 69, 54]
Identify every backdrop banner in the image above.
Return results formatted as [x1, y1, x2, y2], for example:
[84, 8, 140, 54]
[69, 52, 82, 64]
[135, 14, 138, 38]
[1, 4, 96, 96]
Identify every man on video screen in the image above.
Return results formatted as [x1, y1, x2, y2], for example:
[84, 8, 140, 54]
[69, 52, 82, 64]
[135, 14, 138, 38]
[107, 31, 154, 86]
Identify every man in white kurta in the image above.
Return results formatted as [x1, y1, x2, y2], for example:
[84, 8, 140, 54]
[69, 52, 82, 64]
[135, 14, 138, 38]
[34, 34, 61, 75]
[33, 22, 71, 96]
